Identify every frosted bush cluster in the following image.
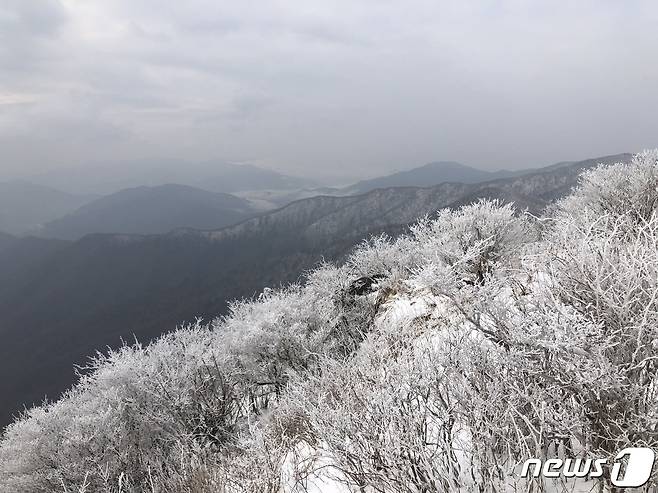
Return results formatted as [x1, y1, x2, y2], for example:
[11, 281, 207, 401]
[1, 151, 658, 492]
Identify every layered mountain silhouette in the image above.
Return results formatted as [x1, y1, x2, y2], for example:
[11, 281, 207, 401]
[341, 157, 620, 196]
[236, 161, 509, 208]
[266, 158, 594, 205]
[0, 182, 95, 235]
[0, 153, 632, 428]
[37, 184, 256, 240]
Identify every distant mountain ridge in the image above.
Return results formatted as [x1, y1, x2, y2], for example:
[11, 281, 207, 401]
[199, 152, 633, 244]
[341, 155, 631, 195]
[345, 161, 496, 194]
[0, 152, 633, 428]
[36, 184, 256, 240]
[235, 161, 502, 209]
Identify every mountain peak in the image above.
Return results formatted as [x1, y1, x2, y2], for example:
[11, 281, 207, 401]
[346, 160, 493, 194]
[36, 184, 256, 240]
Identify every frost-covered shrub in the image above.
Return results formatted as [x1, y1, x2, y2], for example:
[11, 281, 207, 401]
[411, 200, 537, 287]
[285, 267, 610, 492]
[345, 233, 421, 281]
[287, 337, 464, 491]
[546, 200, 658, 458]
[555, 149, 658, 235]
[0, 323, 249, 491]
[216, 286, 330, 400]
[216, 275, 382, 398]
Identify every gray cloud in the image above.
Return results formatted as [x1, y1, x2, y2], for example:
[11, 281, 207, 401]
[1, 0, 657, 182]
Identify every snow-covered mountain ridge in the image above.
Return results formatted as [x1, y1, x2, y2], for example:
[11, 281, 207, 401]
[1, 151, 658, 492]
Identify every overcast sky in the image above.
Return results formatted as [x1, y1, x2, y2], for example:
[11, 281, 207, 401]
[1, 0, 657, 182]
